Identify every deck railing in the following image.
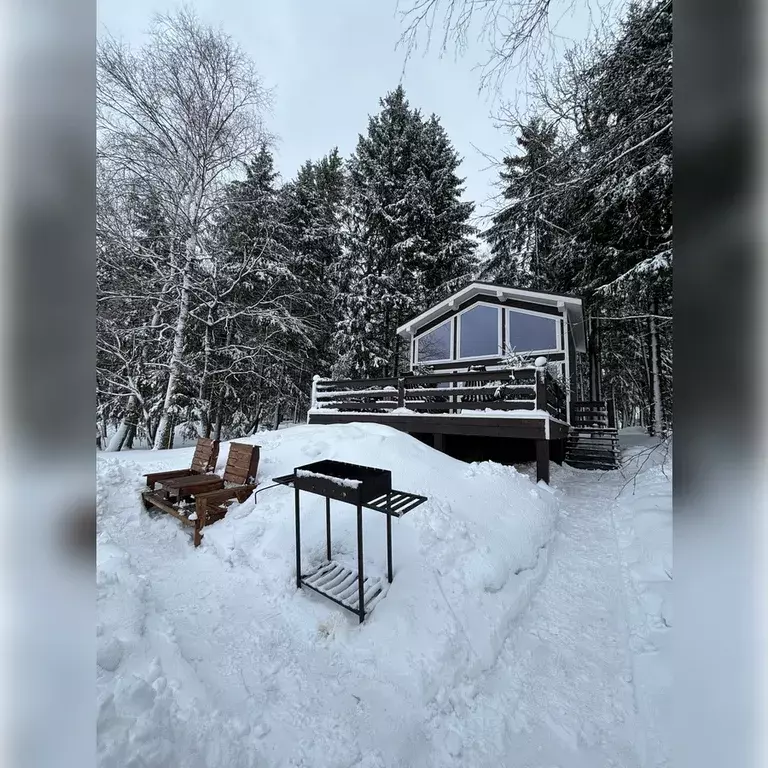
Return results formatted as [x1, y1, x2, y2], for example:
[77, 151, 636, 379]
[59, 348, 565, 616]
[569, 398, 616, 430]
[311, 366, 568, 422]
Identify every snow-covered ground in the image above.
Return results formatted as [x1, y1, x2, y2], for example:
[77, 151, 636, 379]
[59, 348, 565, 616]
[97, 423, 671, 767]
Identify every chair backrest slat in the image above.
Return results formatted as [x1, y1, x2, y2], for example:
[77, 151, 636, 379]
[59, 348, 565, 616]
[191, 438, 220, 474]
[223, 443, 260, 486]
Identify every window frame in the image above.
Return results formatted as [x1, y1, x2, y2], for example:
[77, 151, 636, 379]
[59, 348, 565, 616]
[413, 318, 454, 364]
[455, 301, 502, 362]
[505, 306, 562, 356]
[411, 302, 565, 366]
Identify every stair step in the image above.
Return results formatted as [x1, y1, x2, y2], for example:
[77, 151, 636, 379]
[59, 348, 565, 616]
[570, 427, 618, 434]
[566, 448, 620, 460]
[567, 440, 618, 448]
[566, 444, 620, 453]
[568, 437, 619, 445]
[565, 459, 620, 470]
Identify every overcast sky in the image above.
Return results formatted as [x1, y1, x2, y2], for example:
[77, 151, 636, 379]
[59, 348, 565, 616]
[98, 0, 594, 223]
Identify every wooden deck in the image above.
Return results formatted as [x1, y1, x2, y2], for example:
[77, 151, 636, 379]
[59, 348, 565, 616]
[308, 366, 571, 481]
[308, 409, 569, 440]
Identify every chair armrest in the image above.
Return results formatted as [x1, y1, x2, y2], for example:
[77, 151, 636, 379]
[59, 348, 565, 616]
[194, 484, 256, 525]
[196, 484, 257, 507]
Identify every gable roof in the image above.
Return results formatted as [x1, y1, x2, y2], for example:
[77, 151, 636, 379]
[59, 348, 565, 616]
[396, 282, 587, 352]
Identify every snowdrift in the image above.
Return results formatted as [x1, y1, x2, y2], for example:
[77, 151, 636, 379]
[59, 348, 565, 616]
[97, 422, 559, 767]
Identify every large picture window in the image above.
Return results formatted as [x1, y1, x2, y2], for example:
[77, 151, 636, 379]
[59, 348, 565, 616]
[507, 309, 558, 353]
[416, 320, 451, 362]
[459, 304, 499, 358]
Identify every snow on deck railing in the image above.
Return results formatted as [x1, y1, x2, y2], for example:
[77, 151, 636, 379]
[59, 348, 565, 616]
[295, 469, 362, 489]
[308, 365, 567, 421]
[308, 375, 321, 423]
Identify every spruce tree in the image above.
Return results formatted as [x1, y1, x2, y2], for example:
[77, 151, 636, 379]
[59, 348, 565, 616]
[333, 86, 476, 379]
[280, 148, 347, 414]
[415, 114, 477, 302]
[483, 117, 562, 289]
[209, 144, 306, 434]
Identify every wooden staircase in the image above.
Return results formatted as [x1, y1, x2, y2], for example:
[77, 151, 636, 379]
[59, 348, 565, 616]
[565, 400, 621, 470]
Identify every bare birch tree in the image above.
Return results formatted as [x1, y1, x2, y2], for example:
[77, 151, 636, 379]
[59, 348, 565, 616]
[97, 8, 270, 449]
[398, 0, 623, 90]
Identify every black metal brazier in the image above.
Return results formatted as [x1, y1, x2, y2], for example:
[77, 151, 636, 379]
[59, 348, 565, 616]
[273, 459, 426, 623]
[293, 459, 392, 504]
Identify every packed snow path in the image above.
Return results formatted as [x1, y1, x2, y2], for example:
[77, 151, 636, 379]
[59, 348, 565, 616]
[97, 424, 670, 768]
[457, 475, 644, 767]
[460, 434, 670, 768]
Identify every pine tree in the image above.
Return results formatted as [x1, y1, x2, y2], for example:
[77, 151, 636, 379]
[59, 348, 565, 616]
[281, 148, 346, 375]
[483, 1, 672, 430]
[333, 86, 476, 378]
[207, 145, 307, 435]
[415, 115, 477, 302]
[483, 117, 562, 289]
[578, 0, 672, 430]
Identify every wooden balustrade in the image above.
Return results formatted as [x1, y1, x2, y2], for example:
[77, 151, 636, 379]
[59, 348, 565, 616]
[313, 367, 568, 421]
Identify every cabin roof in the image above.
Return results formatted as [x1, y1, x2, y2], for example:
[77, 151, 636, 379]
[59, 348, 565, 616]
[396, 282, 587, 352]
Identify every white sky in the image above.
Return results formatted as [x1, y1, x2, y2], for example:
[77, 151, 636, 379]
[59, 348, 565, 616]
[98, 0, 595, 223]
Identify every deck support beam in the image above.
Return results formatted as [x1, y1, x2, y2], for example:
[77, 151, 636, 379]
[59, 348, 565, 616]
[433, 432, 445, 452]
[536, 440, 550, 484]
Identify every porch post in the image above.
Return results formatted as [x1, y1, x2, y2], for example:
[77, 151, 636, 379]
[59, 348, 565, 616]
[433, 432, 444, 452]
[551, 438, 565, 465]
[536, 439, 550, 484]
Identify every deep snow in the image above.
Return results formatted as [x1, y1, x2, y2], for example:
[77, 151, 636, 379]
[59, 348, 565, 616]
[97, 423, 671, 767]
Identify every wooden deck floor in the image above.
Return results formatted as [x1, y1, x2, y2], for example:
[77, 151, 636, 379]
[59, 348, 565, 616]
[307, 410, 570, 441]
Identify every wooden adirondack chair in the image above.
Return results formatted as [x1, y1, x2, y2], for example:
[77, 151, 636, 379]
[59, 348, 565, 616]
[191, 443, 261, 546]
[141, 441, 260, 547]
[143, 438, 220, 491]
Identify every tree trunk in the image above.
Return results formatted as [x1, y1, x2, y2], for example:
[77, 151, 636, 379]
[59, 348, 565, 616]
[124, 421, 136, 449]
[198, 305, 215, 438]
[105, 395, 138, 452]
[649, 297, 664, 436]
[248, 401, 263, 434]
[272, 362, 286, 429]
[213, 399, 224, 441]
[154, 245, 194, 450]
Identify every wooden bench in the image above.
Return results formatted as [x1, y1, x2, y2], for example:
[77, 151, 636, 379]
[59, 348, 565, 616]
[141, 442, 260, 547]
[192, 443, 261, 546]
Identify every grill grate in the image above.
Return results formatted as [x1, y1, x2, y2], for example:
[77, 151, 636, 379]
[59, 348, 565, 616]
[301, 562, 386, 614]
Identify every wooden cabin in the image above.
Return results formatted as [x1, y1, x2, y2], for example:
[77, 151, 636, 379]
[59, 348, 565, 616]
[308, 283, 619, 481]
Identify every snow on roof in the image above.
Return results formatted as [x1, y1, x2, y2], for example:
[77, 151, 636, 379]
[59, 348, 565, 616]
[396, 282, 587, 352]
